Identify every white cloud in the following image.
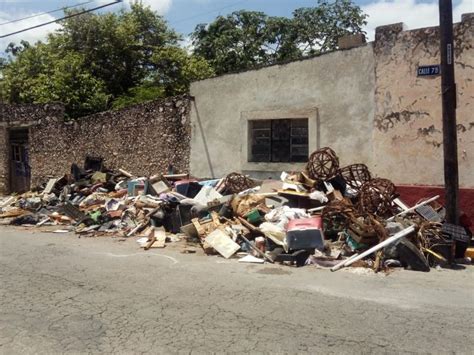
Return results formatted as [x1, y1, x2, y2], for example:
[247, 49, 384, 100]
[180, 35, 194, 53]
[0, 0, 174, 54]
[127, 0, 172, 14]
[0, 11, 60, 53]
[362, 0, 473, 40]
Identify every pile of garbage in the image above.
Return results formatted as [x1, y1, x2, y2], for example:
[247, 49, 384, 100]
[1, 149, 472, 272]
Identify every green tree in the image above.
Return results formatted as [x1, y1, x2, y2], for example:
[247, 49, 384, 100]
[192, 11, 273, 75]
[151, 46, 214, 96]
[112, 84, 165, 110]
[1, 42, 109, 117]
[112, 47, 214, 109]
[55, 2, 180, 97]
[191, 0, 367, 75]
[0, 2, 214, 116]
[292, 0, 368, 55]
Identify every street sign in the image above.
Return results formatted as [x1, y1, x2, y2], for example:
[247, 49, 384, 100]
[417, 65, 440, 76]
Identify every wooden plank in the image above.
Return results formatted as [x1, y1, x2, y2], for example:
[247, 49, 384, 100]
[204, 229, 240, 259]
[144, 235, 156, 250]
[118, 169, 134, 178]
[155, 229, 167, 248]
[43, 178, 58, 194]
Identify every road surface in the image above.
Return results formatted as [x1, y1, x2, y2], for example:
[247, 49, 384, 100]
[1, 226, 473, 354]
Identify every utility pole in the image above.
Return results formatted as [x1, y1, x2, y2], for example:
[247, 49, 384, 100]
[439, 0, 459, 224]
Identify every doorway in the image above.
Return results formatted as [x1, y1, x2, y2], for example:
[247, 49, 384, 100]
[9, 128, 30, 193]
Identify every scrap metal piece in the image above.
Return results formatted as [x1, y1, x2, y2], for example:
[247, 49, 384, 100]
[416, 204, 442, 222]
[347, 214, 387, 245]
[59, 202, 86, 222]
[306, 147, 339, 181]
[358, 178, 396, 216]
[321, 199, 357, 232]
[223, 172, 255, 194]
[416, 222, 453, 264]
[387, 195, 440, 221]
[339, 164, 371, 191]
[331, 225, 416, 272]
[417, 222, 444, 249]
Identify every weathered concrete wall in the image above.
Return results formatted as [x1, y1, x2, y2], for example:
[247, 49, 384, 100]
[189, 45, 376, 179]
[190, 14, 474, 189]
[373, 14, 474, 188]
[0, 96, 191, 192]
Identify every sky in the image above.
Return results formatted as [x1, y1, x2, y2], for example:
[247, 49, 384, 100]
[0, 0, 472, 53]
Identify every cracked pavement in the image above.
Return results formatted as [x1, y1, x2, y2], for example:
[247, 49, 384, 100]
[1, 226, 473, 354]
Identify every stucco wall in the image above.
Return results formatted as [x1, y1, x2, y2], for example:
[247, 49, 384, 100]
[373, 14, 474, 188]
[190, 15, 473, 188]
[189, 45, 376, 179]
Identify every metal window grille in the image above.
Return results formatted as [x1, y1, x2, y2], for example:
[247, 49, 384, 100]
[249, 118, 308, 163]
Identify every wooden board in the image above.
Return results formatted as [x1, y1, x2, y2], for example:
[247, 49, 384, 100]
[204, 229, 240, 259]
[155, 229, 167, 248]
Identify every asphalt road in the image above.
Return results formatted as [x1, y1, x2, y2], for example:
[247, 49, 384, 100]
[1, 226, 473, 354]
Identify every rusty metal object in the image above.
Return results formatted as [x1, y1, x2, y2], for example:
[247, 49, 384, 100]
[223, 172, 255, 194]
[367, 214, 388, 241]
[339, 164, 371, 191]
[306, 147, 339, 181]
[347, 214, 387, 244]
[322, 199, 357, 231]
[322, 199, 356, 220]
[416, 222, 445, 250]
[416, 222, 454, 264]
[358, 178, 396, 216]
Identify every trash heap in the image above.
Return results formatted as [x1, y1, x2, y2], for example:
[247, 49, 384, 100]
[1, 149, 472, 272]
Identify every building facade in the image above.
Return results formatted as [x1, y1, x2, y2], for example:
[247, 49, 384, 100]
[189, 15, 474, 190]
[1, 15, 473, 217]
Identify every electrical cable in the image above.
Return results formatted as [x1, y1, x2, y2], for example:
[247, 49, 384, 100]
[0, 1, 95, 26]
[0, 0, 122, 39]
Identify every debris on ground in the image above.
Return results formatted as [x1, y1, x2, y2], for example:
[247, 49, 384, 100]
[1, 148, 472, 273]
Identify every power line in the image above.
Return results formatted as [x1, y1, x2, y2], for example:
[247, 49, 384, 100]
[0, 1, 95, 26]
[0, 0, 122, 39]
[170, 0, 250, 26]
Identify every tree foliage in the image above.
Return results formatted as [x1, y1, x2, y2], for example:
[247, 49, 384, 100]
[56, 3, 180, 97]
[1, 42, 109, 117]
[0, 3, 213, 117]
[0, 1, 367, 117]
[191, 0, 367, 75]
[151, 46, 215, 96]
[112, 84, 165, 110]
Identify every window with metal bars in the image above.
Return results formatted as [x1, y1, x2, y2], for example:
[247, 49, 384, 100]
[249, 118, 308, 162]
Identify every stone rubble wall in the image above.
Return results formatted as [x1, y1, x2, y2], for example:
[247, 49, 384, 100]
[0, 126, 9, 194]
[0, 103, 65, 125]
[0, 103, 65, 194]
[0, 96, 191, 192]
